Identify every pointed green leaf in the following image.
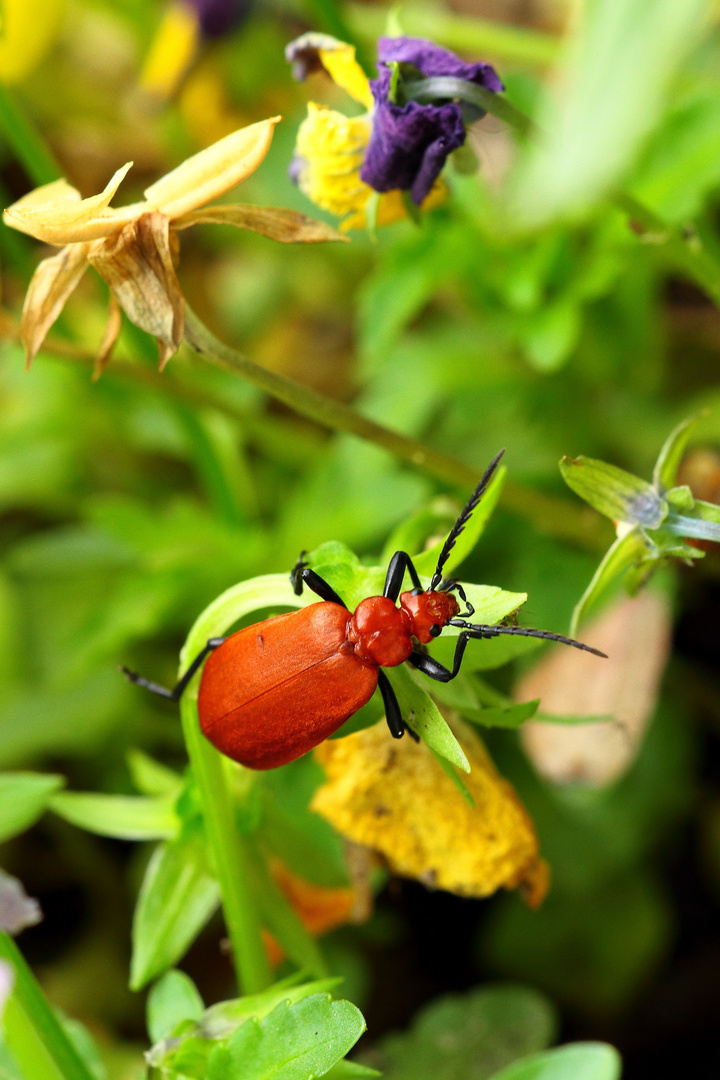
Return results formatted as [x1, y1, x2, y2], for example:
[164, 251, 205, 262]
[206, 994, 366, 1080]
[560, 456, 666, 528]
[652, 413, 704, 491]
[0, 773, 64, 845]
[386, 667, 470, 773]
[200, 977, 344, 1041]
[126, 750, 183, 797]
[570, 528, 649, 635]
[463, 699, 541, 729]
[49, 792, 179, 841]
[489, 1041, 622, 1080]
[430, 750, 475, 807]
[130, 827, 220, 990]
[664, 485, 695, 512]
[412, 466, 506, 579]
[322, 1063, 380, 1080]
[147, 970, 205, 1044]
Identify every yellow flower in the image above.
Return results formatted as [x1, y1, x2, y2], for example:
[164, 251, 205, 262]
[312, 717, 549, 907]
[0, 0, 66, 85]
[287, 33, 445, 231]
[4, 118, 346, 374]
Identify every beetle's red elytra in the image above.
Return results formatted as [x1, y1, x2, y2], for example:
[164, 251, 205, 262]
[122, 451, 606, 770]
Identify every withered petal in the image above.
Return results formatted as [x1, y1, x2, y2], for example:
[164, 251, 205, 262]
[143, 117, 281, 220]
[4, 162, 134, 245]
[20, 243, 90, 370]
[93, 293, 123, 380]
[89, 212, 184, 370]
[173, 203, 349, 243]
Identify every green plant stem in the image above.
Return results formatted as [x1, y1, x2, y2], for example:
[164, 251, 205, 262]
[183, 305, 606, 548]
[0, 85, 61, 187]
[0, 934, 95, 1080]
[179, 702, 272, 994]
[346, 1, 560, 67]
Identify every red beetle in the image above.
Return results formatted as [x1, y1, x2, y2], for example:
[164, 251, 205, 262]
[123, 451, 604, 769]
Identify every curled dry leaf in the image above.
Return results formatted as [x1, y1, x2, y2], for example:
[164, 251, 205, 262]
[312, 718, 548, 906]
[0, 869, 42, 935]
[517, 591, 671, 786]
[174, 204, 348, 244]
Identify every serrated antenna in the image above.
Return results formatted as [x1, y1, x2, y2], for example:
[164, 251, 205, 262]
[447, 619, 607, 657]
[430, 449, 505, 592]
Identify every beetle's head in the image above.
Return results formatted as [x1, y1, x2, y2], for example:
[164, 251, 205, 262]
[399, 587, 461, 644]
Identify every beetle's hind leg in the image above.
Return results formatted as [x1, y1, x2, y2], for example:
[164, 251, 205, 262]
[121, 636, 226, 702]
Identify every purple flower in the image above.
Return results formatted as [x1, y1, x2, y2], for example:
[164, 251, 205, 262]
[188, 0, 250, 38]
[360, 36, 502, 205]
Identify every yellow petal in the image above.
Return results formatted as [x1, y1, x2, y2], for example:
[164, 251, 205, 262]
[138, 0, 199, 101]
[174, 203, 348, 244]
[19, 243, 90, 369]
[6, 178, 80, 214]
[88, 212, 184, 370]
[319, 44, 373, 109]
[143, 117, 281, 219]
[3, 163, 134, 244]
[0, 0, 66, 86]
[287, 33, 373, 108]
[312, 718, 548, 903]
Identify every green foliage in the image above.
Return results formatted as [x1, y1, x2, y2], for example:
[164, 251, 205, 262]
[488, 1043, 621, 1080]
[365, 984, 557, 1080]
[561, 413, 720, 629]
[0, 773, 64, 845]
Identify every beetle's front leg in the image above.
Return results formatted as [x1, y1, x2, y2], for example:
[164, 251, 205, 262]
[290, 553, 349, 609]
[408, 631, 474, 683]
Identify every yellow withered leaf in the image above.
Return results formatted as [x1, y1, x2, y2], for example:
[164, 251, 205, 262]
[312, 719, 548, 905]
[174, 204, 348, 244]
[20, 243, 90, 370]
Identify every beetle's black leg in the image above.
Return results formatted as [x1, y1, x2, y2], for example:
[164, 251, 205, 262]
[290, 551, 308, 595]
[383, 551, 423, 601]
[292, 564, 349, 609]
[377, 671, 420, 742]
[121, 636, 226, 702]
[408, 632, 474, 683]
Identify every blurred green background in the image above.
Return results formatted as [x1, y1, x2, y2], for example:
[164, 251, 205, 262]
[2, 1, 720, 1077]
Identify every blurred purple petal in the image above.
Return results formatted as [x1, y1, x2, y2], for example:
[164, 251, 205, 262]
[378, 36, 504, 92]
[360, 37, 502, 203]
[0, 870, 42, 936]
[360, 68, 466, 203]
[188, 0, 250, 38]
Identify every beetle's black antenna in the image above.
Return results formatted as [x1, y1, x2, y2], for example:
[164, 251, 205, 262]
[447, 618, 607, 657]
[430, 449, 505, 592]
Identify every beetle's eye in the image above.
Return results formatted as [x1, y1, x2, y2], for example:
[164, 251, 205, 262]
[429, 624, 441, 637]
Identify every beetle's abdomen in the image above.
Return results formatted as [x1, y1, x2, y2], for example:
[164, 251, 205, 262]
[197, 602, 378, 770]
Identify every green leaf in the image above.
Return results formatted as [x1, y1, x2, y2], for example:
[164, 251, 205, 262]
[652, 413, 704, 491]
[49, 792, 179, 841]
[570, 528, 649, 636]
[199, 977, 344, 1040]
[412, 467, 506, 579]
[463, 699, 540, 729]
[147, 970, 205, 1044]
[664, 485, 695, 512]
[368, 983, 557, 1080]
[509, 0, 711, 226]
[126, 750, 184, 797]
[206, 994, 366, 1080]
[559, 456, 666, 527]
[322, 1063, 380, 1080]
[130, 826, 220, 990]
[386, 667, 470, 773]
[430, 750, 475, 807]
[488, 1042, 622, 1080]
[0, 774, 65, 845]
